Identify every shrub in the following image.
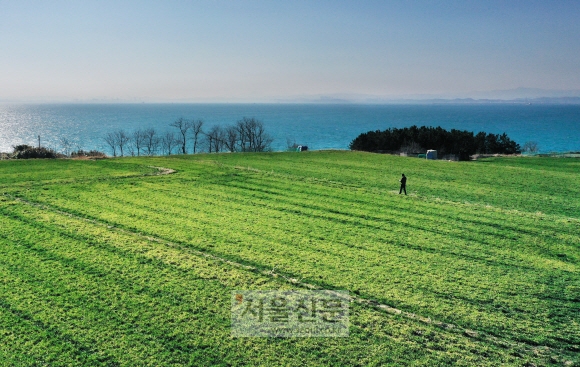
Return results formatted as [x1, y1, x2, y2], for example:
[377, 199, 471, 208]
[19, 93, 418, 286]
[11, 145, 58, 159]
[70, 150, 107, 158]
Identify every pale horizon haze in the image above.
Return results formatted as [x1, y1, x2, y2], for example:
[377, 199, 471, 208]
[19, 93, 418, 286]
[2, 0, 580, 103]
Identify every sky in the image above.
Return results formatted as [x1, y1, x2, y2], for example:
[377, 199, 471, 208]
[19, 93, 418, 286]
[1, 0, 580, 102]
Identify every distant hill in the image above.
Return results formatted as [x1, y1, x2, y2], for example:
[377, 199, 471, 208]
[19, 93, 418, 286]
[274, 88, 580, 104]
[400, 97, 580, 105]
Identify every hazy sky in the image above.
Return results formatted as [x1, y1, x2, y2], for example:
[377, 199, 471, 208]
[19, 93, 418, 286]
[1, 0, 580, 102]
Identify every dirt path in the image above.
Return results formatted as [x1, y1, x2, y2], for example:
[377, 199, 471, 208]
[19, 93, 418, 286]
[148, 166, 177, 175]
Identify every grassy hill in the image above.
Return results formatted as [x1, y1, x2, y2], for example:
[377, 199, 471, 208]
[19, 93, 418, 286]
[0, 151, 578, 366]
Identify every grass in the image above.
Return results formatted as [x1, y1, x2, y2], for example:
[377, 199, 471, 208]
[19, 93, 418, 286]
[0, 151, 578, 366]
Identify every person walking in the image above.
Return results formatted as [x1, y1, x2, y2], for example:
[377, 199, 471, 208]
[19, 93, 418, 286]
[399, 174, 407, 195]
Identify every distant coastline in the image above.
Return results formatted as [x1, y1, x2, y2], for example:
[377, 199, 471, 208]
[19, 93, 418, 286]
[3, 97, 579, 105]
[390, 97, 580, 105]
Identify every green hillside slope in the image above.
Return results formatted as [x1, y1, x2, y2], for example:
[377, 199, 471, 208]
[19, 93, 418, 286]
[0, 152, 578, 366]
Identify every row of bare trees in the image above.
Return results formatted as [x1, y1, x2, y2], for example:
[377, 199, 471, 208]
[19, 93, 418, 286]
[103, 117, 273, 157]
[205, 117, 274, 153]
[104, 128, 191, 157]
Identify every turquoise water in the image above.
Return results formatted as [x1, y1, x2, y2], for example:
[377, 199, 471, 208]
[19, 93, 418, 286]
[0, 103, 579, 154]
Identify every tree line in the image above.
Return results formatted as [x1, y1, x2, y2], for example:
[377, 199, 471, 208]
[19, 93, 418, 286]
[349, 125, 521, 160]
[103, 117, 273, 157]
[2, 117, 273, 159]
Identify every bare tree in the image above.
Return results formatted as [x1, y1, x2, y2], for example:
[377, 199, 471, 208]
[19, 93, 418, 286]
[235, 119, 249, 152]
[114, 130, 130, 157]
[251, 121, 273, 152]
[59, 136, 74, 157]
[161, 131, 178, 155]
[223, 126, 238, 152]
[125, 133, 135, 157]
[143, 128, 160, 156]
[206, 125, 226, 153]
[104, 132, 118, 157]
[190, 119, 204, 154]
[235, 117, 273, 152]
[171, 118, 192, 154]
[132, 129, 147, 156]
[523, 141, 539, 154]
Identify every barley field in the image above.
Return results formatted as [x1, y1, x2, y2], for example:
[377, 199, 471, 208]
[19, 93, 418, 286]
[0, 151, 578, 366]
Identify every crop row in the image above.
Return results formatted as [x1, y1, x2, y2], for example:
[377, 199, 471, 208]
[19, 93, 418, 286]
[0, 159, 157, 187]
[181, 152, 580, 217]
[10, 160, 579, 349]
[0, 198, 540, 366]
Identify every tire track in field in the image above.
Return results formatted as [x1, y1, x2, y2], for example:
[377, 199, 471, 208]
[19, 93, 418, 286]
[2, 193, 574, 362]
[0, 297, 120, 366]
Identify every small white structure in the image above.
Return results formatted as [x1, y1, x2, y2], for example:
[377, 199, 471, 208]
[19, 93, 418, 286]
[426, 150, 437, 160]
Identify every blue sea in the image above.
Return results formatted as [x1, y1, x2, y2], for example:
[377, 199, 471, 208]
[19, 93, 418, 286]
[0, 103, 579, 154]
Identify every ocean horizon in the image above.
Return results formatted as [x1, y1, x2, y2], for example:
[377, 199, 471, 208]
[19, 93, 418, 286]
[1, 103, 579, 154]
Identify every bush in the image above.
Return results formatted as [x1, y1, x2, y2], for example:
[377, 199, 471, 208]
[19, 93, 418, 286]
[11, 145, 58, 159]
[70, 149, 107, 158]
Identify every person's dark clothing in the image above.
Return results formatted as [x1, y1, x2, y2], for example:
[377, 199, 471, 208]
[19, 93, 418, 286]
[399, 175, 407, 195]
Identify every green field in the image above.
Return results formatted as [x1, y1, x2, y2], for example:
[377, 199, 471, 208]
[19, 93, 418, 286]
[0, 151, 578, 366]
